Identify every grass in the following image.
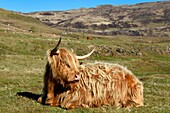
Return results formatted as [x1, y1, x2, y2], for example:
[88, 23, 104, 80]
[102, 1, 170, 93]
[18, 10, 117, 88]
[0, 9, 170, 113]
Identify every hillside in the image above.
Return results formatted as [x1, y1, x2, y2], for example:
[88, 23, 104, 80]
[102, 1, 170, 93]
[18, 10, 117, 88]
[0, 8, 61, 38]
[0, 5, 170, 113]
[27, 1, 170, 37]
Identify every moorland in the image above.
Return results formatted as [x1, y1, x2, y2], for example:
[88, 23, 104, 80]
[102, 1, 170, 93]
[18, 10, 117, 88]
[0, 2, 170, 112]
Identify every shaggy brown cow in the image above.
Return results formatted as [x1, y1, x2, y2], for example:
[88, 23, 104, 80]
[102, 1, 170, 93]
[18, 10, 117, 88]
[38, 37, 144, 109]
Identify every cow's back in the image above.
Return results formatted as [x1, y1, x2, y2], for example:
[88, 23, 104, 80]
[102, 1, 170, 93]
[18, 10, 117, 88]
[57, 63, 143, 109]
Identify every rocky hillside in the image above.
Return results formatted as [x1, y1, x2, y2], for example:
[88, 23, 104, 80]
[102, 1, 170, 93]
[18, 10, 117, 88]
[27, 1, 170, 37]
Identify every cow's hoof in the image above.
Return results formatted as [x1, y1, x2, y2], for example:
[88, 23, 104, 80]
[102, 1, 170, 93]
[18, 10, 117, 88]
[37, 97, 42, 103]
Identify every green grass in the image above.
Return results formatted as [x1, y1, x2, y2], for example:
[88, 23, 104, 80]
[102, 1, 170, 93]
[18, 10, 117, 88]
[0, 9, 170, 113]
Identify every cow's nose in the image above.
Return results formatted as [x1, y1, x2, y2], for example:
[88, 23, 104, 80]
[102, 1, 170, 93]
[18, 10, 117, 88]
[75, 74, 80, 80]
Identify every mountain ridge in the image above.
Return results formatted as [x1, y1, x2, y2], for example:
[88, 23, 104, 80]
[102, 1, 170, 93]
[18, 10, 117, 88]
[27, 1, 170, 37]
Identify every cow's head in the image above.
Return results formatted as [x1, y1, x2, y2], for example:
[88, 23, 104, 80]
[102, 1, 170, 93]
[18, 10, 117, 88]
[47, 37, 94, 85]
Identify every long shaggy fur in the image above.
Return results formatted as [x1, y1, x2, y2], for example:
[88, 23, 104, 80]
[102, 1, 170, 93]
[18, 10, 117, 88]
[53, 63, 143, 109]
[38, 48, 144, 109]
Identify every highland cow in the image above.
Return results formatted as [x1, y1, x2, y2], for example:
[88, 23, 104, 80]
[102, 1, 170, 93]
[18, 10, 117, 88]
[38, 37, 144, 109]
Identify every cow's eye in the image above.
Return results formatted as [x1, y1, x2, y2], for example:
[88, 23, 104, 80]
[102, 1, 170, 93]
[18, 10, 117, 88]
[66, 63, 70, 68]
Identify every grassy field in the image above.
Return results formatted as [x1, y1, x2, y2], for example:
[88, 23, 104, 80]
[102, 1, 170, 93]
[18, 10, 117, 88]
[0, 9, 170, 113]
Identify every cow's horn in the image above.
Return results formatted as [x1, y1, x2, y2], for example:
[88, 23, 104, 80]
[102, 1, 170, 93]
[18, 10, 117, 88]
[76, 49, 95, 60]
[50, 37, 62, 56]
